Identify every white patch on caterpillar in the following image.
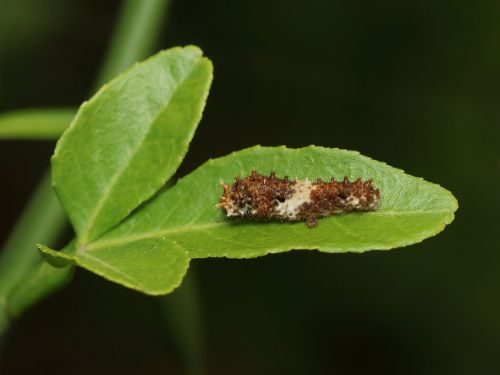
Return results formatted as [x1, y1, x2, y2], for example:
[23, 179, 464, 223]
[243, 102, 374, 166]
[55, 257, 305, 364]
[274, 179, 315, 219]
[345, 194, 360, 206]
[342, 193, 379, 210]
[224, 201, 250, 217]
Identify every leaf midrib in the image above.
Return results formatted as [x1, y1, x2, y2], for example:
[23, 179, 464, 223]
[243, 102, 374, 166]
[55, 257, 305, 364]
[79, 252, 145, 288]
[79, 59, 204, 244]
[84, 208, 453, 252]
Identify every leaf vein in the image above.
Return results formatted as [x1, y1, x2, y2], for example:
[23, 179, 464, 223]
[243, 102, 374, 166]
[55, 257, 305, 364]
[79, 61, 203, 243]
[78, 252, 145, 289]
[85, 208, 452, 252]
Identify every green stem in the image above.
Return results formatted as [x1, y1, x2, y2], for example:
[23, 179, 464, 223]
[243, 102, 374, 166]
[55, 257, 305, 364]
[0, 108, 76, 140]
[160, 271, 204, 375]
[0, 172, 62, 294]
[0, 172, 68, 335]
[96, 0, 172, 88]
[0, 0, 171, 337]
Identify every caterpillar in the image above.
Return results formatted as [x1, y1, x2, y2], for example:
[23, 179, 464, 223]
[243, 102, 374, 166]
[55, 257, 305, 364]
[219, 170, 380, 228]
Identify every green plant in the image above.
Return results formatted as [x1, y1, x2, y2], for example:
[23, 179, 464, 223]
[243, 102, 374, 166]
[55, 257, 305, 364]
[5, 42, 458, 297]
[0, 1, 458, 371]
[0, 0, 173, 339]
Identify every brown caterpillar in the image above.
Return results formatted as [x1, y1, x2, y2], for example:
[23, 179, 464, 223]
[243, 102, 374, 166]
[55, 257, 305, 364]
[219, 170, 380, 228]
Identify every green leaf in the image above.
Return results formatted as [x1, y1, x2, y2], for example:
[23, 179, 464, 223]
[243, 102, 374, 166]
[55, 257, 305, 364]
[38, 243, 77, 268]
[95, 145, 458, 258]
[52, 46, 213, 244]
[39, 238, 189, 295]
[40, 146, 457, 295]
[1, 0, 176, 338]
[0, 108, 75, 140]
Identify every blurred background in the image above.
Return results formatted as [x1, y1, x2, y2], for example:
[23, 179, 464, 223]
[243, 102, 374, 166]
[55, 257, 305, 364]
[0, 0, 499, 374]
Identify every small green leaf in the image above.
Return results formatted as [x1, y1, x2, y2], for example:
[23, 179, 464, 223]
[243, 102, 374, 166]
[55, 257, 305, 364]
[41, 146, 457, 295]
[52, 46, 213, 244]
[39, 238, 189, 295]
[38, 243, 77, 268]
[93, 146, 458, 259]
[0, 108, 75, 140]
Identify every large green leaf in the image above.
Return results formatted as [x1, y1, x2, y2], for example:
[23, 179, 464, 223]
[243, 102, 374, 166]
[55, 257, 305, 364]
[39, 146, 457, 295]
[52, 46, 213, 244]
[0, 108, 75, 140]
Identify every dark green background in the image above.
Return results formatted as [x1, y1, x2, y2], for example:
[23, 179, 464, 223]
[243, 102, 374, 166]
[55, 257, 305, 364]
[1, 0, 499, 373]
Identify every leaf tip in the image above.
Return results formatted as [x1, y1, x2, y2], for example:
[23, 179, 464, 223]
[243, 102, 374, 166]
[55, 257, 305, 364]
[178, 45, 206, 61]
[37, 244, 75, 268]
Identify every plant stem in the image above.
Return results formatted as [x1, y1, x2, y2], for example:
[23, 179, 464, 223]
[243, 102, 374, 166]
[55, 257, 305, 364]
[0, 172, 68, 335]
[96, 0, 172, 88]
[0, 108, 76, 140]
[160, 270, 204, 375]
